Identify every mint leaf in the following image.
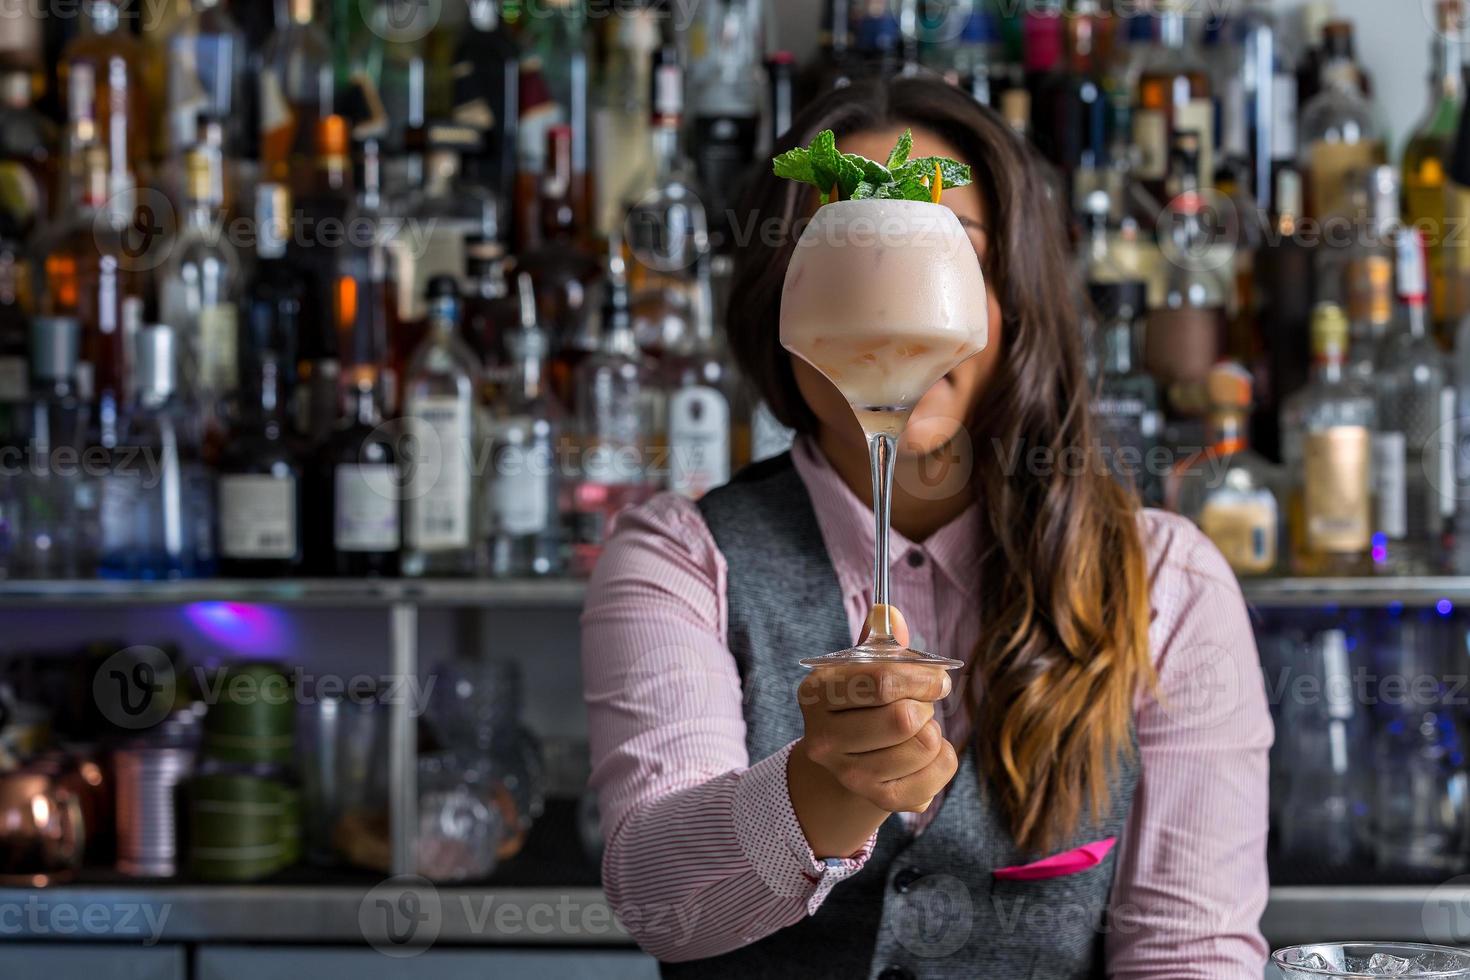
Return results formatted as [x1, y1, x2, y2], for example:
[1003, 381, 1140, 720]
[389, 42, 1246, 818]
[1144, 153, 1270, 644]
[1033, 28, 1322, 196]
[844, 153, 891, 185]
[875, 179, 931, 202]
[771, 129, 970, 204]
[809, 130, 841, 195]
[772, 147, 815, 185]
[885, 129, 913, 170]
[894, 157, 973, 189]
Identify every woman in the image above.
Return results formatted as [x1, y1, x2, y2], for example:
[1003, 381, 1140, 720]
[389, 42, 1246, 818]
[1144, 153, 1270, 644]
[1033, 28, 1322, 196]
[582, 77, 1271, 979]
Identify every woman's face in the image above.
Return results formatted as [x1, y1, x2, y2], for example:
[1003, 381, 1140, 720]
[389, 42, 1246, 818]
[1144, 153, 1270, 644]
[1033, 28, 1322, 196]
[790, 124, 1005, 457]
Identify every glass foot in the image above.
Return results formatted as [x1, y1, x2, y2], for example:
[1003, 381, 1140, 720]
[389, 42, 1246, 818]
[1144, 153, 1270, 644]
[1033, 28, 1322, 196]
[800, 635, 964, 670]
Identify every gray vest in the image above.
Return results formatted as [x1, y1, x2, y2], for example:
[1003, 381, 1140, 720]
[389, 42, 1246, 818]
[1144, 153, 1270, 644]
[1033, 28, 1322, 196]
[671, 453, 1140, 980]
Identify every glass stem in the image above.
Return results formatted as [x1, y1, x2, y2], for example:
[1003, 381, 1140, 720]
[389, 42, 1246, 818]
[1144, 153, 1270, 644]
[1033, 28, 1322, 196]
[867, 429, 896, 644]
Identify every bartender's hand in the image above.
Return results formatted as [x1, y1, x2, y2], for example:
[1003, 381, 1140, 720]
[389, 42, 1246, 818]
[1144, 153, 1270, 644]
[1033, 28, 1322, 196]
[787, 607, 959, 859]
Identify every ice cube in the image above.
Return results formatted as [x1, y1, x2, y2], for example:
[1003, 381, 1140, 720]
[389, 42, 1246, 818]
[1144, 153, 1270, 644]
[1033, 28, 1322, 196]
[1296, 952, 1334, 970]
[1365, 953, 1411, 976]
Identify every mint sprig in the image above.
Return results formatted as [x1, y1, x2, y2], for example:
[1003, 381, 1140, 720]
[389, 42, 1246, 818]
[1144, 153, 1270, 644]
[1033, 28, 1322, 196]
[771, 128, 972, 205]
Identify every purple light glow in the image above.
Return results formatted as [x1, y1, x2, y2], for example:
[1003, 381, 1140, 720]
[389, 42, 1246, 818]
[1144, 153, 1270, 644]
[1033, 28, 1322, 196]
[182, 603, 291, 656]
[1437, 599, 1454, 617]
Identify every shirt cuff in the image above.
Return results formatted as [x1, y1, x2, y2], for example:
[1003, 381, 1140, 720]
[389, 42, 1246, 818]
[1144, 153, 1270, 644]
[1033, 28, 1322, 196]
[732, 740, 877, 914]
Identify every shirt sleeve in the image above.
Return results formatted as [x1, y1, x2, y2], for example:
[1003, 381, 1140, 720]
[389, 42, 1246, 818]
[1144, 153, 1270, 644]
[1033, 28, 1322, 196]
[581, 493, 874, 962]
[1106, 513, 1274, 979]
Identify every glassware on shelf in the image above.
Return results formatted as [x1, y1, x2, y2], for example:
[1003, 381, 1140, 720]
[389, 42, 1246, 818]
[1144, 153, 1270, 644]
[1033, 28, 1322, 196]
[780, 199, 987, 668]
[259, 0, 334, 183]
[1273, 942, 1470, 978]
[416, 751, 504, 882]
[163, 0, 248, 158]
[427, 659, 546, 860]
[1131, 0, 1212, 201]
[1272, 629, 1371, 871]
[99, 323, 215, 579]
[1372, 707, 1469, 874]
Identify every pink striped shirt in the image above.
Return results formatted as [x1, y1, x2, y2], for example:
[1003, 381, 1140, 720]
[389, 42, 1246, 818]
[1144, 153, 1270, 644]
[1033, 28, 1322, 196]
[582, 437, 1272, 975]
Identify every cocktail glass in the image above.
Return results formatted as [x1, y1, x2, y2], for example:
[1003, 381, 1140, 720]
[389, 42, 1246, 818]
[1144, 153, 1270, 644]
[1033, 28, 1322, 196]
[781, 198, 988, 669]
[1272, 942, 1470, 978]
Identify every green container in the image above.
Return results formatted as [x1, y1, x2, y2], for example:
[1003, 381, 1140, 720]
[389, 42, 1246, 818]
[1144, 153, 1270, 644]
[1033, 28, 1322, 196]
[187, 773, 296, 882]
[202, 662, 296, 766]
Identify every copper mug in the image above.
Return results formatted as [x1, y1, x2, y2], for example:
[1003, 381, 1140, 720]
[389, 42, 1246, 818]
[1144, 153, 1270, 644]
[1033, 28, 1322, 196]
[0, 765, 85, 885]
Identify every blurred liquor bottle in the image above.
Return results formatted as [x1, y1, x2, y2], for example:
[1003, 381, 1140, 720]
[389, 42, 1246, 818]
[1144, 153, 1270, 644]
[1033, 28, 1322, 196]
[1298, 20, 1383, 219]
[663, 255, 740, 500]
[1169, 362, 1281, 578]
[259, 0, 334, 184]
[484, 274, 564, 577]
[518, 126, 600, 365]
[622, 48, 709, 360]
[216, 346, 304, 577]
[323, 364, 401, 578]
[60, 0, 150, 197]
[36, 145, 139, 450]
[1132, 0, 1212, 202]
[1281, 303, 1376, 577]
[1402, 0, 1470, 341]
[1372, 230, 1453, 576]
[688, 0, 761, 254]
[158, 124, 241, 417]
[0, 63, 59, 239]
[454, 0, 521, 231]
[401, 277, 481, 578]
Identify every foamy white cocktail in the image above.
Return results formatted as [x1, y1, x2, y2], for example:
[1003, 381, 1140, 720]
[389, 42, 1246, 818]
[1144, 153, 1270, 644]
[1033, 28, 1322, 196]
[780, 199, 989, 426]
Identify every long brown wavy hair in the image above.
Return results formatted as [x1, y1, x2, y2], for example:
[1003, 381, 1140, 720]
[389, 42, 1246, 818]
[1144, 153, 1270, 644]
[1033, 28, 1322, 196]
[725, 77, 1155, 855]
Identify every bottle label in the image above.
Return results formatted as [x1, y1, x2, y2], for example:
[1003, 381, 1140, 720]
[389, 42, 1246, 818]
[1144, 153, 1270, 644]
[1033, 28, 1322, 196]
[1345, 256, 1393, 325]
[1144, 307, 1222, 388]
[334, 463, 402, 552]
[489, 421, 553, 536]
[1271, 73, 1298, 162]
[1175, 99, 1215, 189]
[1373, 432, 1407, 540]
[99, 471, 140, 556]
[1201, 493, 1277, 574]
[669, 385, 730, 500]
[0, 355, 27, 402]
[199, 304, 238, 395]
[1309, 140, 1383, 217]
[405, 395, 473, 551]
[1132, 109, 1168, 181]
[1304, 427, 1372, 554]
[219, 474, 297, 559]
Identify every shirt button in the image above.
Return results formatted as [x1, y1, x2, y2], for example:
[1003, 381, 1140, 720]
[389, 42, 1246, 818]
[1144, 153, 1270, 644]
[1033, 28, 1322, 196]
[906, 551, 925, 568]
[892, 866, 924, 893]
[878, 968, 915, 980]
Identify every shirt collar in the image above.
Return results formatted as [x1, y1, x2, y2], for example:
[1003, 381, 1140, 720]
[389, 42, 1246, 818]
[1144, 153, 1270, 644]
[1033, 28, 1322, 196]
[790, 436, 982, 596]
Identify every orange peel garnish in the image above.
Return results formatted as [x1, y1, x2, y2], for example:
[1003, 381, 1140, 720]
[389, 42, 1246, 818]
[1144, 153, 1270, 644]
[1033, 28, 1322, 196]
[930, 161, 942, 203]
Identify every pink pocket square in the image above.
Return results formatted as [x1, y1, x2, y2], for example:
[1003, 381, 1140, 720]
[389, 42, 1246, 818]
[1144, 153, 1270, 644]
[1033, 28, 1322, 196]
[992, 837, 1117, 882]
